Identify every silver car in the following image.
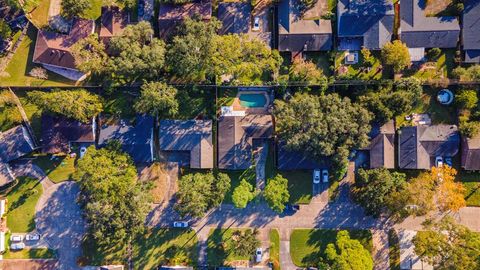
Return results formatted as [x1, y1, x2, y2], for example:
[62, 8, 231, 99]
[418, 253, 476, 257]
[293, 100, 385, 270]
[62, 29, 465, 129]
[173, 221, 189, 228]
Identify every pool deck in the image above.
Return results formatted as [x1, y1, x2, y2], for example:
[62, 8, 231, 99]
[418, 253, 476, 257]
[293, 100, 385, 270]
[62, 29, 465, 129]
[232, 91, 271, 115]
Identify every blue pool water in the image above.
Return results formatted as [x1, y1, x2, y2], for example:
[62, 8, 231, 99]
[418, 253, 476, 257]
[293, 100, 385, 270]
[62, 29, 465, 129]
[239, 94, 267, 108]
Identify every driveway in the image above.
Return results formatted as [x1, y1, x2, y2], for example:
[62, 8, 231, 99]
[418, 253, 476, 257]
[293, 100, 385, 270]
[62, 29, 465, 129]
[35, 181, 86, 270]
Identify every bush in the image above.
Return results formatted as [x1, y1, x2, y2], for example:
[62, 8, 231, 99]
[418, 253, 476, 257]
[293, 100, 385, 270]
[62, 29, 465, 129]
[0, 20, 11, 40]
[456, 89, 478, 110]
[459, 120, 480, 138]
[29, 67, 48, 79]
[426, 48, 441, 62]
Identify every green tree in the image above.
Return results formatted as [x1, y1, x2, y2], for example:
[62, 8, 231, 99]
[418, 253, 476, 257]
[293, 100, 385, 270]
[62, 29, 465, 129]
[27, 89, 103, 123]
[459, 120, 480, 138]
[361, 47, 375, 68]
[232, 179, 256, 209]
[426, 48, 442, 61]
[0, 20, 11, 40]
[456, 89, 478, 110]
[175, 172, 231, 217]
[381, 40, 410, 73]
[413, 217, 480, 270]
[74, 146, 151, 257]
[134, 82, 178, 119]
[232, 229, 260, 257]
[452, 65, 480, 81]
[115, 0, 137, 9]
[274, 93, 371, 170]
[71, 34, 109, 75]
[61, 0, 91, 18]
[353, 168, 407, 217]
[264, 175, 290, 213]
[288, 58, 328, 91]
[324, 230, 374, 270]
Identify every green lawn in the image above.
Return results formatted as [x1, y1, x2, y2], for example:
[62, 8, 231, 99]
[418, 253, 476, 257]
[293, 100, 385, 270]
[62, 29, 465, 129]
[222, 167, 257, 204]
[103, 91, 137, 121]
[269, 229, 280, 270]
[277, 171, 312, 204]
[177, 86, 216, 120]
[290, 229, 373, 267]
[3, 232, 55, 259]
[33, 155, 77, 183]
[403, 49, 456, 81]
[0, 90, 22, 132]
[458, 171, 480, 207]
[15, 90, 43, 140]
[335, 51, 386, 80]
[6, 177, 43, 233]
[0, 25, 74, 87]
[207, 228, 256, 266]
[25, 0, 51, 28]
[305, 52, 333, 77]
[83, 0, 103, 20]
[217, 87, 238, 109]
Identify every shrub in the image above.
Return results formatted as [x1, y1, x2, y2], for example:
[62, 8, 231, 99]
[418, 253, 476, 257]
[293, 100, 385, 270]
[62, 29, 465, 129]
[426, 48, 441, 62]
[459, 120, 480, 138]
[29, 67, 48, 79]
[456, 89, 478, 110]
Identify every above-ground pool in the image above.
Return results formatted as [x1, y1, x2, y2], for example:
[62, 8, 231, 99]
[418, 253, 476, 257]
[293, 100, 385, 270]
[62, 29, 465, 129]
[239, 93, 267, 108]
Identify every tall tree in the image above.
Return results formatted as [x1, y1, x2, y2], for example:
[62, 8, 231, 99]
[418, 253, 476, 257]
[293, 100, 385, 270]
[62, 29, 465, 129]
[27, 89, 103, 123]
[72, 34, 109, 75]
[455, 89, 478, 110]
[61, 0, 91, 18]
[232, 229, 261, 257]
[324, 231, 374, 270]
[288, 58, 328, 91]
[274, 93, 371, 170]
[134, 82, 178, 119]
[381, 40, 410, 73]
[232, 179, 256, 209]
[264, 175, 290, 213]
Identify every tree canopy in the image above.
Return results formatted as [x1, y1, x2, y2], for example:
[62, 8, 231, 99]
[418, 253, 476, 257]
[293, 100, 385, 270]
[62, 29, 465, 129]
[274, 93, 371, 169]
[288, 58, 328, 92]
[324, 230, 374, 270]
[232, 179, 256, 209]
[71, 34, 109, 75]
[134, 82, 179, 118]
[452, 65, 480, 81]
[175, 172, 231, 217]
[231, 229, 260, 257]
[264, 175, 290, 213]
[27, 89, 103, 123]
[0, 20, 11, 40]
[61, 0, 91, 18]
[456, 89, 478, 110]
[381, 40, 410, 73]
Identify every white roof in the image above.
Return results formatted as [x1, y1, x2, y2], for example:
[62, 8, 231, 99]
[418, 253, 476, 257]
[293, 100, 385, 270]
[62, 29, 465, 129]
[399, 230, 434, 270]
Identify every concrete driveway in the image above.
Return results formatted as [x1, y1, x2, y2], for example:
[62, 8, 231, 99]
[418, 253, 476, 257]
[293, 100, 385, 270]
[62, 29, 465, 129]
[35, 181, 86, 270]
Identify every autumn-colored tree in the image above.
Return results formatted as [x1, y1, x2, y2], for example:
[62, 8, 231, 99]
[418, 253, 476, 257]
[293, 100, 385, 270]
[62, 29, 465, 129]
[381, 40, 410, 73]
[430, 166, 466, 212]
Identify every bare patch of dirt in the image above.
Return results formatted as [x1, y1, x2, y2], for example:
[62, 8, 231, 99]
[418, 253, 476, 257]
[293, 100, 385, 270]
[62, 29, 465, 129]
[138, 163, 168, 204]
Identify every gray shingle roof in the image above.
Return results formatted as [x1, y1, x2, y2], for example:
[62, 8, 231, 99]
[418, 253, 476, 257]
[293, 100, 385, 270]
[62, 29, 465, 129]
[462, 0, 480, 50]
[400, 0, 460, 48]
[41, 115, 95, 154]
[0, 162, 14, 187]
[159, 120, 213, 169]
[462, 134, 480, 171]
[337, 0, 394, 49]
[98, 115, 153, 163]
[0, 125, 34, 162]
[368, 120, 395, 169]
[218, 2, 250, 34]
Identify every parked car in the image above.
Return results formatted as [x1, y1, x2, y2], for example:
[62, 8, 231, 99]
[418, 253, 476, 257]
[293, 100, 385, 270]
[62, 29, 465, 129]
[322, 169, 329, 183]
[445, 157, 452, 167]
[173, 221, 189, 228]
[26, 233, 40, 241]
[80, 147, 87, 159]
[255, 248, 262, 262]
[435, 156, 443, 168]
[313, 169, 321, 184]
[10, 242, 25, 250]
[253, 17, 260, 31]
[10, 235, 23, 242]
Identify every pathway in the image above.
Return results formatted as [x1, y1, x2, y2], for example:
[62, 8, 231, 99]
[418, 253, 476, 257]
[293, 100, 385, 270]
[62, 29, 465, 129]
[255, 142, 268, 190]
[372, 229, 390, 270]
[279, 228, 296, 270]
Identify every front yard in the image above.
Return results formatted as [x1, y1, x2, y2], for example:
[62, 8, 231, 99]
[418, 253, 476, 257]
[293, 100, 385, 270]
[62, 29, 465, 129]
[6, 177, 43, 233]
[290, 229, 373, 267]
[269, 229, 280, 270]
[207, 228, 258, 266]
[222, 167, 257, 204]
[33, 154, 77, 183]
[277, 171, 312, 204]
[458, 171, 480, 207]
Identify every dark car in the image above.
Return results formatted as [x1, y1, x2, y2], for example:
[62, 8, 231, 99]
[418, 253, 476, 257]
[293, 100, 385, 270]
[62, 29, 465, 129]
[282, 204, 300, 216]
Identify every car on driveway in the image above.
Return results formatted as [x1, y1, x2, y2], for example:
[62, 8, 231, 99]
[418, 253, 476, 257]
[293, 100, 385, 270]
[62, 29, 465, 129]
[322, 169, 329, 183]
[255, 248, 262, 262]
[10, 235, 23, 242]
[10, 242, 25, 250]
[173, 221, 189, 228]
[313, 169, 321, 184]
[435, 156, 443, 167]
[253, 17, 260, 31]
[26, 233, 40, 241]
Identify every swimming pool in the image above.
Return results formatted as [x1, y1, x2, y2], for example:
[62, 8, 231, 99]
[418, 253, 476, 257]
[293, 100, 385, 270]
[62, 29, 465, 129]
[239, 93, 267, 108]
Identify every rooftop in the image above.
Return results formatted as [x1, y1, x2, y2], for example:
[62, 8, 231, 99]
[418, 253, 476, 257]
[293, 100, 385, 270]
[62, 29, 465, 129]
[217, 2, 250, 34]
[278, 0, 332, 35]
[0, 125, 35, 163]
[99, 6, 130, 40]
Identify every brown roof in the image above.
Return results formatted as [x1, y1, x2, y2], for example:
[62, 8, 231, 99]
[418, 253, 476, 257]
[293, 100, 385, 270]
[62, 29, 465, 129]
[33, 19, 94, 70]
[100, 6, 129, 40]
[158, 0, 212, 39]
[0, 162, 14, 187]
[462, 133, 480, 170]
[369, 120, 395, 169]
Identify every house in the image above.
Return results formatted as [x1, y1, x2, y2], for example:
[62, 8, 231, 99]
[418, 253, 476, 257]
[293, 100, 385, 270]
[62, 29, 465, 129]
[0, 231, 4, 253]
[0, 125, 35, 163]
[462, 0, 480, 63]
[461, 132, 480, 171]
[337, 0, 394, 50]
[41, 115, 96, 154]
[0, 163, 14, 188]
[399, 230, 433, 270]
[99, 6, 130, 46]
[398, 124, 460, 170]
[277, 141, 328, 170]
[98, 115, 154, 163]
[218, 2, 251, 35]
[367, 120, 395, 169]
[158, 0, 212, 39]
[33, 18, 95, 81]
[218, 114, 273, 170]
[400, 0, 460, 61]
[278, 0, 332, 53]
[159, 120, 213, 169]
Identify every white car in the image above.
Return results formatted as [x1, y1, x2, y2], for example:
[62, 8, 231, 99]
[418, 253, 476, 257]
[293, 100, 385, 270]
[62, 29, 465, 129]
[322, 169, 329, 183]
[255, 248, 262, 262]
[26, 233, 40, 241]
[313, 169, 321, 184]
[10, 242, 25, 250]
[253, 17, 260, 31]
[10, 235, 23, 242]
[173, 221, 189, 228]
[80, 147, 87, 159]
[435, 156, 443, 168]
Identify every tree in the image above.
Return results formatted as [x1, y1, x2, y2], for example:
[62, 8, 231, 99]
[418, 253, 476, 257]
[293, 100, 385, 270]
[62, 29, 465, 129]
[72, 34, 109, 75]
[361, 47, 375, 68]
[232, 179, 256, 209]
[175, 172, 231, 217]
[426, 48, 441, 62]
[324, 230, 374, 270]
[27, 89, 103, 123]
[455, 89, 478, 110]
[264, 175, 290, 213]
[274, 93, 371, 170]
[381, 40, 410, 73]
[0, 20, 11, 40]
[452, 65, 480, 81]
[115, 0, 136, 9]
[232, 229, 260, 257]
[74, 145, 151, 256]
[134, 82, 178, 119]
[413, 217, 480, 270]
[353, 168, 407, 217]
[61, 0, 91, 18]
[459, 120, 480, 138]
[288, 58, 328, 91]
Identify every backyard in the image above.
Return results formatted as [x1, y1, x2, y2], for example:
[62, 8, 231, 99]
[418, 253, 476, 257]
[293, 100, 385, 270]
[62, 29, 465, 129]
[290, 229, 373, 267]
[402, 49, 456, 81]
[33, 154, 77, 183]
[304, 52, 333, 77]
[0, 90, 22, 132]
[6, 177, 43, 233]
[335, 51, 387, 80]
[207, 228, 257, 266]
[177, 86, 216, 120]
[16, 89, 43, 139]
